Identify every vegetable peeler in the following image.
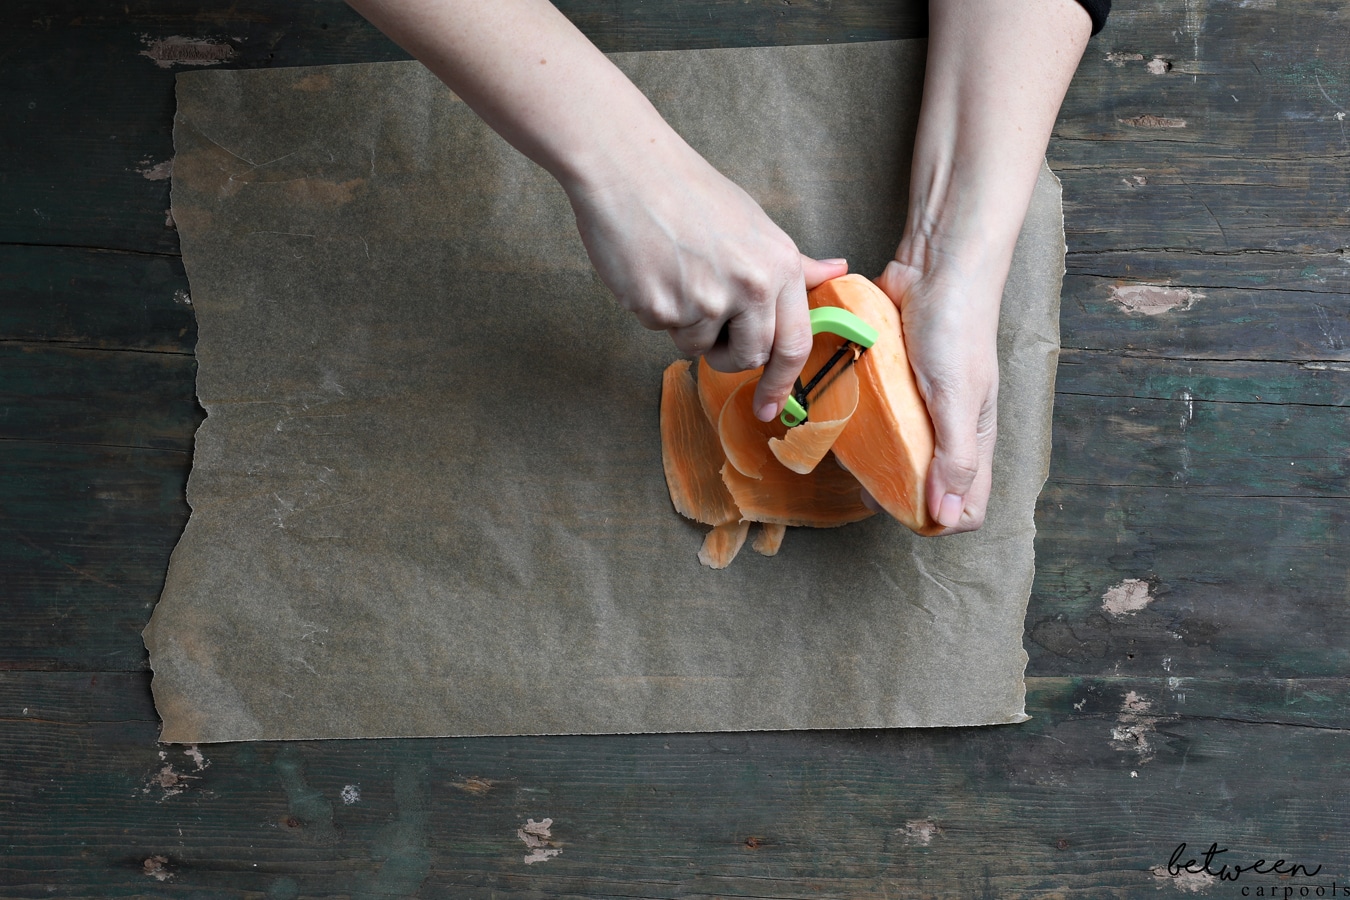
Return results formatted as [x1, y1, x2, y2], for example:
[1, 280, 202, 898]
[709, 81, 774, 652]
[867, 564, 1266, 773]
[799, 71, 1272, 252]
[780, 306, 878, 427]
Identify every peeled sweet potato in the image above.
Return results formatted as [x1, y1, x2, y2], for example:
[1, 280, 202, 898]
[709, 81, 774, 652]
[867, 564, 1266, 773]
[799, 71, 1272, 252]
[807, 274, 938, 534]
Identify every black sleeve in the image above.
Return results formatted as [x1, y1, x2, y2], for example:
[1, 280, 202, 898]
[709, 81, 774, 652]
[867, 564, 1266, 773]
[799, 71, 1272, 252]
[1076, 0, 1111, 35]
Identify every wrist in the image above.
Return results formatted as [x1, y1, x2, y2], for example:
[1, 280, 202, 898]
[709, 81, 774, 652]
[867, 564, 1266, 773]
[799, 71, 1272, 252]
[546, 88, 701, 207]
[894, 204, 1017, 306]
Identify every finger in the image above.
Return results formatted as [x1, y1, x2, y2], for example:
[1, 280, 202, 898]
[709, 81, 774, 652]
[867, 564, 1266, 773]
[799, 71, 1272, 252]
[667, 318, 729, 359]
[925, 382, 998, 532]
[703, 294, 771, 374]
[801, 255, 848, 290]
[744, 256, 847, 420]
[749, 278, 813, 422]
[705, 256, 847, 377]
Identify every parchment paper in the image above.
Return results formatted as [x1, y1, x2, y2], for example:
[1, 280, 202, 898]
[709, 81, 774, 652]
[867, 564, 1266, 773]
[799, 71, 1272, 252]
[147, 40, 1065, 742]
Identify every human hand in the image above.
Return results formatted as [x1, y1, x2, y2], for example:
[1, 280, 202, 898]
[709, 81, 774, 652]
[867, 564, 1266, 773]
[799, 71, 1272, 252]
[873, 257, 1001, 533]
[563, 141, 848, 422]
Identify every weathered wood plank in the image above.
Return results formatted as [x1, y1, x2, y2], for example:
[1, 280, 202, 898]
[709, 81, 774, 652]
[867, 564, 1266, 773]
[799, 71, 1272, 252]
[1029, 485, 1350, 679]
[3, 668, 1345, 736]
[1068, 249, 1350, 294]
[1057, 350, 1350, 406]
[0, 442, 188, 672]
[0, 0, 924, 255]
[1049, 392, 1349, 498]
[0, 245, 194, 352]
[1060, 272, 1350, 363]
[0, 345, 199, 451]
[1, 674, 1346, 898]
[1056, 0, 1350, 157]
[1052, 0, 1350, 259]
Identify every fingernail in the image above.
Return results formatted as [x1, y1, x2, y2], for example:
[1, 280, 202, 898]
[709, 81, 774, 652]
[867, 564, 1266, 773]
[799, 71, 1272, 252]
[756, 402, 778, 422]
[938, 493, 964, 527]
[821, 258, 847, 266]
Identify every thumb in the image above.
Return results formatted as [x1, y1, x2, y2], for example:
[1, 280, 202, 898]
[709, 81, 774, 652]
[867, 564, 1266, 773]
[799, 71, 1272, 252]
[801, 255, 848, 289]
[925, 383, 996, 530]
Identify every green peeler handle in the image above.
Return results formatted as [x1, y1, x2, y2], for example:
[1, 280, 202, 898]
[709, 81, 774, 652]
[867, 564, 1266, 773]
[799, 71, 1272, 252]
[807, 306, 877, 350]
[778, 307, 878, 428]
[780, 395, 810, 427]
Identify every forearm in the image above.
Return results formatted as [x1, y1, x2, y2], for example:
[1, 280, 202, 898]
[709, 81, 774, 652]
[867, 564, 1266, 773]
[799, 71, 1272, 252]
[347, 0, 834, 419]
[899, 0, 1091, 289]
[345, 0, 676, 195]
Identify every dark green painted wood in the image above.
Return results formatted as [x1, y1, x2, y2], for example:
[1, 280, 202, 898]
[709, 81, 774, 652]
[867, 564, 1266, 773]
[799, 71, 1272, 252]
[0, 0, 924, 255]
[1, 674, 1346, 898]
[1060, 271, 1350, 363]
[0, 441, 188, 672]
[1057, 350, 1350, 406]
[1029, 486, 1349, 679]
[0, 345, 199, 451]
[0, 245, 194, 352]
[1050, 390, 1349, 497]
[1051, 0, 1350, 260]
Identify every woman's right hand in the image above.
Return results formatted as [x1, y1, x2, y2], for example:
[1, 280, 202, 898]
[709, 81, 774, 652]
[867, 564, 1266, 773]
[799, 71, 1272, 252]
[564, 138, 847, 422]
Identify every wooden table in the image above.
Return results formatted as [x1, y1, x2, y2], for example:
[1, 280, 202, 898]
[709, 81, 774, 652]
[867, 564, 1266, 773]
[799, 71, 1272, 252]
[3, 1, 1346, 895]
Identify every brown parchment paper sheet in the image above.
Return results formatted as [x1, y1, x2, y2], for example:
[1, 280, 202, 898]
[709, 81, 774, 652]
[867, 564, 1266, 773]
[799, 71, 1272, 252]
[146, 40, 1065, 742]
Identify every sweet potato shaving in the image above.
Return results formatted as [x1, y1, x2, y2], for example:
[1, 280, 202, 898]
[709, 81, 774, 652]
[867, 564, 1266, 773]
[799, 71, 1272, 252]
[721, 457, 873, 528]
[752, 522, 787, 556]
[718, 377, 786, 479]
[660, 360, 739, 527]
[768, 336, 860, 474]
[697, 357, 757, 427]
[698, 520, 751, 569]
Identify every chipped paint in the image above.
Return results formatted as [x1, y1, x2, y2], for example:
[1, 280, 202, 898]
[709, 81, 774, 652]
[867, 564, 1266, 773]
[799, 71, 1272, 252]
[144, 753, 198, 800]
[901, 819, 943, 846]
[1102, 578, 1153, 617]
[1110, 284, 1202, 316]
[1118, 114, 1187, 128]
[340, 784, 360, 805]
[140, 35, 236, 68]
[1147, 57, 1172, 75]
[1175, 390, 1195, 432]
[449, 777, 496, 796]
[1105, 51, 1144, 66]
[1182, 0, 1206, 68]
[143, 856, 172, 882]
[1111, 691, 1162, 763]
[136, 158, 174, 181]
[149, 765, 185, 794]
[518, 818, 562, 864]
[183, 744, 209, 771]
[1151, 864, 1216, 892]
